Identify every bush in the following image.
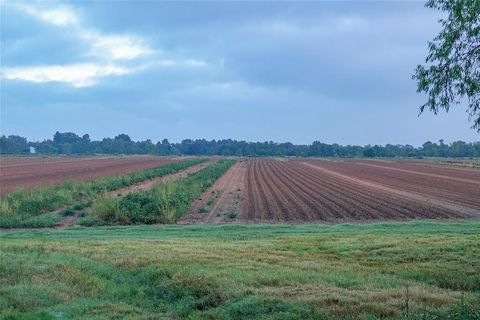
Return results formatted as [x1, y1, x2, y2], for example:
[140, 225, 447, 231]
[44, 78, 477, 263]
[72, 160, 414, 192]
[91, 197, 128, 224]
[72, 202, 86, 210]
[119, 192, 161, 224]
[0, 213, 60, 228]
[226, 211, 238, 219]
[78, 215, 104, 227]
[59, 207, 76, 216]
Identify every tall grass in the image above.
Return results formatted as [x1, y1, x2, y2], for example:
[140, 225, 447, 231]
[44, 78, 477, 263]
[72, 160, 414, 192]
[0, 158, 206, 228]
[90, 159, 236, 225]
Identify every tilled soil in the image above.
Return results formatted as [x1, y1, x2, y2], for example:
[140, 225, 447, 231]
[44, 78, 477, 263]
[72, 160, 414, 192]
[178, 160, 247, 224]
[0, 156, 179, 194]
[241, 159, 480, 223]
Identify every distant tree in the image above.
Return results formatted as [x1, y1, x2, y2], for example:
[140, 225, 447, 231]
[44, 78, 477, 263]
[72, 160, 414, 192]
[4, 131, 480, 157]
[413, 0, 480, 130]
[363, 148, 375, 158]
[53, 131, 81, 144]
[114, 134, 132, 142]
[0, 135, 30, 154]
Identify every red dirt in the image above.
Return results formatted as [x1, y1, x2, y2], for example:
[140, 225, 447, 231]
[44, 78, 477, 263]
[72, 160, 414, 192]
[241, 159, 480, 223]
[178, 160, 247, 224]
[347, 158, 480, 182]
[0, 156, 179, 194]
[304, 159, 480, 210]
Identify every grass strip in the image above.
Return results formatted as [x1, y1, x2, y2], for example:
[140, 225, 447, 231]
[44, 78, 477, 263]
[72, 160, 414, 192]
[85, 159, 236, 225]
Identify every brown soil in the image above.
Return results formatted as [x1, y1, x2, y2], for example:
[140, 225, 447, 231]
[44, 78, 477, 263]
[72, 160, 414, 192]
[178, 160, 247, 224]
[240, 159, 479, 223]
[348, 158, 480, 181]
[305, 159, 480, 209]
[0, 156, 180, 194]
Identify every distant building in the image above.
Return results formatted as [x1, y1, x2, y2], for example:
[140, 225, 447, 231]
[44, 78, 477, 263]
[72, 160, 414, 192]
[30, 146, 36, 154]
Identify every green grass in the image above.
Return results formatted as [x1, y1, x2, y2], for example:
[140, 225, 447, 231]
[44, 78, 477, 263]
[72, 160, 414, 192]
[1, 220, 479, 319]
[86, 159, 236, 225]
[0, 158, 206, 228]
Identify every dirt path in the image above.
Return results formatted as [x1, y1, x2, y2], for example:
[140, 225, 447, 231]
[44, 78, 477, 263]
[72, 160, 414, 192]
[108, 160, 215, 197]
[302, 162, 480, 218]
[178, 160, 247, 224]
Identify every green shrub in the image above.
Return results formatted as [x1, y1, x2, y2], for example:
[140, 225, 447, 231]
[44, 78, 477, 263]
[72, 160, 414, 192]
[59, 207, 76, 216]
[91, 197, 128, 224]
[77, 210, 88, 217]
[198, 207, 209, 213]
[226, 211, 238, 219]
[119, 192, 161, 224]
[0, 213, 60, 228]
[78, 215, 104, 227]
[72, 202, 86, 211]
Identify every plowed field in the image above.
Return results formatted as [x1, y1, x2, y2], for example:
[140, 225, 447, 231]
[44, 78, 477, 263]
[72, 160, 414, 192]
[0, 156, 178, 194]
[242, 159, 480, 222]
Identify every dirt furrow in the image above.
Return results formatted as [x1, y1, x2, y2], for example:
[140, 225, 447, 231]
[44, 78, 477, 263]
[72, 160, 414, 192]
[289, 161, 427, 219]
[0, 156, 180, 194]
[305, 160, 480, 209]
[353, 161, 480, 185]
[178, 160, 246, 225]
[302, 162, 479, 218]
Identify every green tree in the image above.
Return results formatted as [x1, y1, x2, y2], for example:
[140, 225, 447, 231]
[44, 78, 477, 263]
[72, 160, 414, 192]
[0, 135, 30, 154]
[413, 0, 480, 130]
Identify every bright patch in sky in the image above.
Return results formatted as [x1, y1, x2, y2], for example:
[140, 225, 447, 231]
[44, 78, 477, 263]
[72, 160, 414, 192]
[82, 32, 153, 61]
[2, 64, 131, 87]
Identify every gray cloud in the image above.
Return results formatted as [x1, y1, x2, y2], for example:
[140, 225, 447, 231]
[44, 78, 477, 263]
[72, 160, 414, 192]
[1, 1, 478, 145]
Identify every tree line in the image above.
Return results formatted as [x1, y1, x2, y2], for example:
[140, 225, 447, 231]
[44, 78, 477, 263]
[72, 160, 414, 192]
[1, 132, 479, 158]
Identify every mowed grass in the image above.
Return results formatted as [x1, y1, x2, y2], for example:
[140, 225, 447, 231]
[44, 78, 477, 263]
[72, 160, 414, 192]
[1, 221, 479, 319]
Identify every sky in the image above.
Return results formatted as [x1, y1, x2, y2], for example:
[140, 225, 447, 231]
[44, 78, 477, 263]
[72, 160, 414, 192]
[1, 1, 479, 146]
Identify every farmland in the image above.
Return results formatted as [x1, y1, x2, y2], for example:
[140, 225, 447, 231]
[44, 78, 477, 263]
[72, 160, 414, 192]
[0, 156, 180, 194]
[179, 158, 479, 224]
[1, 156, 479, 319]
[2, 156, 480, 227]
[0, 158, 207, 228]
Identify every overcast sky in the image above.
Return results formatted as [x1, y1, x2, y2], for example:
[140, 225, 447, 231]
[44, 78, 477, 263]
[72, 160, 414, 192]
[1, 1, 479, 145]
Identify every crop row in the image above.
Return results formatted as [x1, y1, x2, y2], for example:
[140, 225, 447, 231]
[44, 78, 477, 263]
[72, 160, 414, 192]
[85, 159, 237, 225]
[0, 158, 206, 227]
[244, 159, 466, 222]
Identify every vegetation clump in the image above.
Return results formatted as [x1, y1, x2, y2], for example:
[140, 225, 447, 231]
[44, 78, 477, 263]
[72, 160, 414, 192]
[88, 159, 236, 225]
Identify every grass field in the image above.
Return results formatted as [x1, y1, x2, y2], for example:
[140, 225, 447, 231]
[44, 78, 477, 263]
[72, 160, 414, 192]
[1, 220, 479, 319]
